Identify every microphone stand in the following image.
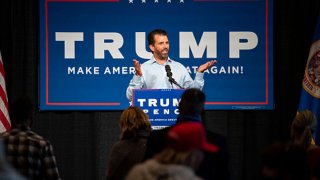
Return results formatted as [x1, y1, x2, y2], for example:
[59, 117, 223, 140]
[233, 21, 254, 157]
[165, 65, 183, 89]
[168, 77, 183, 89]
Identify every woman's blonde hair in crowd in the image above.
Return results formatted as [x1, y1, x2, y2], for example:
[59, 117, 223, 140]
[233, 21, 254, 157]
[291, 110, 317, 149]
[119, 106, 151, 140]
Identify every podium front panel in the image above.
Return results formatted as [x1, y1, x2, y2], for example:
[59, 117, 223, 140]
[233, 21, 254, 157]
[132, 89, 185, 129]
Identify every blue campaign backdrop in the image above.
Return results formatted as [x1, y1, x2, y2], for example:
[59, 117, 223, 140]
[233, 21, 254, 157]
[39, 0, 273, 110]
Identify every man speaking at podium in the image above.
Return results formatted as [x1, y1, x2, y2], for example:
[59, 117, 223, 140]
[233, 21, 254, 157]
[126, 29, 217, 101]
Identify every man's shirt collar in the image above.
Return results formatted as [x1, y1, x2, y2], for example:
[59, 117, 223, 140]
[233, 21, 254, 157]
[148, 56, 173, 65]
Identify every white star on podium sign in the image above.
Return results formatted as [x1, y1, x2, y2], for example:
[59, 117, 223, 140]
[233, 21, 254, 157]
[154, 0, 159, 3]
[141, 0, 146, 3]
[167, 0, 171, 3]
[129, 0, 134, 3]
[180, 0, 184, 3]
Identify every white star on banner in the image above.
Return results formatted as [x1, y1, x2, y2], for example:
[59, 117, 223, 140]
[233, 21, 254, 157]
[142, 0, 146, 3]
[180, 0, 184, 3]
[129, 0, 134, 3]
[154, 0, 159, 3]
[167, 0, 171, 3]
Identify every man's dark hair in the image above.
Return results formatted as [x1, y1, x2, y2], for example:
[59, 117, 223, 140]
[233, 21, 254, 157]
[178, 88, 206, 116]
[147, 29, 168, 45]
[10, 96, 34, 125]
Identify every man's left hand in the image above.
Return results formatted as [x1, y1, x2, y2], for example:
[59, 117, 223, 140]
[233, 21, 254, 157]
[197, 60, 217, 73]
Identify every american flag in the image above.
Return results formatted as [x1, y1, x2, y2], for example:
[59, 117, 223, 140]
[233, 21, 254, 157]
[0, 50, 10, 133]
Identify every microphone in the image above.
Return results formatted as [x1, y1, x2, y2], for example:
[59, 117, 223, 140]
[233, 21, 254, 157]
[165, 65, 183, 89]
[165, 65, 173, 81]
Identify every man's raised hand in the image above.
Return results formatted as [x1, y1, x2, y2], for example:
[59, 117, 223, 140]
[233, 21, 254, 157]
[133, 59, 142, 76]
[197, 60, 217, 73]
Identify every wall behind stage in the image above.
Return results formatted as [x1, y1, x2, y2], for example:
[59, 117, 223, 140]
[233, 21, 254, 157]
[0, 0, 319, 180]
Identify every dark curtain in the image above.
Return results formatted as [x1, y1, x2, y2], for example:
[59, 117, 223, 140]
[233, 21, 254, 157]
[0, 0, 319, 179]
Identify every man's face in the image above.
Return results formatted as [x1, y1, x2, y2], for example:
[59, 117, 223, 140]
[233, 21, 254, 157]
[150, 34, 169, 60]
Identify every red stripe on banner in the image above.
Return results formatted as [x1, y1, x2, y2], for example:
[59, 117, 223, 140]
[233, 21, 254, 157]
[45, 0, 49, 104]
[48, 0, 120, 2]
[206, 0, 270, 106]
[193, 0, 259, 2]
[0, 110, 10, 131]
[265, 0, 269, 103]
[47, 102, 121, 106]
[44, 0, 121, 107]
[206, 101, 268, 105]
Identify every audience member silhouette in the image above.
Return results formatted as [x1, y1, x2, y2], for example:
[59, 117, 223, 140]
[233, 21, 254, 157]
[0, 140, 26, 180]
[105, 106, 152, 180]
[0, 96, 61, 179]
[260, 110, 320, 180]
[290, 110, 320, 179]
[260, 142, 310, 180]
[126, 122, 218, 180]
[144, 88, 229, 180]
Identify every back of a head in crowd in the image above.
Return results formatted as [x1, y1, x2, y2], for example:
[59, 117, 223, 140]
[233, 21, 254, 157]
[260, 142, 310, 180]
[291, 110, 317, 149]
[156, 122, 217, 170]
[9, 96, 34, 128]
[167, 122, 218, 153]
[178, 88, 205, 116]
[119, 106, 151, 140]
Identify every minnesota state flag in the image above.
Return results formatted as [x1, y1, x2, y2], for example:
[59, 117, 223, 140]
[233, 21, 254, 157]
[298, 15, 320, 144]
